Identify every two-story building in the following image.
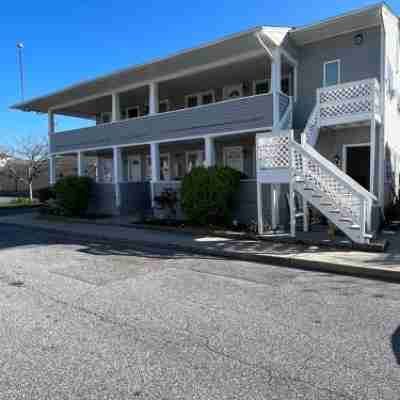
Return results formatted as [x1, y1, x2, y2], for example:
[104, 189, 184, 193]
[12, 3, 400, 244]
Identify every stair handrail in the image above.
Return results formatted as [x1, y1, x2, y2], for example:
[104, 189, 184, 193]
[301, 105, 318, 146]
[291, 139, 377, 203]
[278, 95, 293, 130]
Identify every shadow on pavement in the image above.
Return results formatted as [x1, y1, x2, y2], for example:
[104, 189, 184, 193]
[391, 325, 400, 365]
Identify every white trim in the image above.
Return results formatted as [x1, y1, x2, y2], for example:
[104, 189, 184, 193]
[186, 150, 204, 172]
[323, 59, 341, 87]
[223, 146, 244, 173]
[47, 49, 265, 114]
[342, 142, 371, 175]
[185, 90, 215, 108]
[50, 125, 273, 156]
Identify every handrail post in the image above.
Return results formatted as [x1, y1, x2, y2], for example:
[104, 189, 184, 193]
[360, 197, 366, 239]
[289, 130, 296, 237]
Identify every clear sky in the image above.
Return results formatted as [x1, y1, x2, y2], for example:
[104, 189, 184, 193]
[1, 0, 397, 144]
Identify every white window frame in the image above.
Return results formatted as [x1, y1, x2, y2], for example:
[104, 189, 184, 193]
[223, 84, 244, 100]
[253, 79, 271, 95]
[323, 59, 341, 87]
[99, 112, 112, 124]
[185, 90, 215, 108]
[186, 150, 204, 172]
[127, 154, 142, 182]
[125, 105, 140, 119]
[223, 146, 244, 173]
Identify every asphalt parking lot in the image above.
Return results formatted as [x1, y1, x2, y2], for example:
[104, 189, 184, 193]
[0, 223, 399, 399]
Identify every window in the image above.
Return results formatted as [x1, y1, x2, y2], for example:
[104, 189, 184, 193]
[126, 106, 140, 119]
[223, 146, 244, 173]
[159, 100, 169, 113]
[145, 156, 152, 181]
[160, 153, 170, 181]
[253, 79, 270, 95]
[99, 112, 111, 124]
[185, 91, 215, 108]
[323, 60, 340, 87]
[173, 153, 186, 179]
[223, 84, 243, 100]
[186, 150, 204, 172]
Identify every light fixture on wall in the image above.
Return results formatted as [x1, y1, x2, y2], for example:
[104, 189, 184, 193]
[354, 33, 364, 46]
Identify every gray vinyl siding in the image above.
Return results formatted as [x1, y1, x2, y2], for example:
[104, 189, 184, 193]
[294, 27, 381, 129]
[50, 94, 273, 153]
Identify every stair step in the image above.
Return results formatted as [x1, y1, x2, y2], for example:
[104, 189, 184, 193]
[304, 187, 314, 191]
[329, 209, 340, 214]
[339, 218, 352, 223]
[320, 202, 332, 206]
[311, 194, 323, 198]
[350, 225, 361, 230]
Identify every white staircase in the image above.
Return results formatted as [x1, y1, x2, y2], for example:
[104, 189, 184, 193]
[257, 79, 380, 244]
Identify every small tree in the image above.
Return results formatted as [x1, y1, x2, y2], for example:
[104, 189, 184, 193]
[0, 136, 48, 200]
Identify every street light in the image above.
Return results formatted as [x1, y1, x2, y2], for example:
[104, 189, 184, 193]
[16, 42, 25, 102]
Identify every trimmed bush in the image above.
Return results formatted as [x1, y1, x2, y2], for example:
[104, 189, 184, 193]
[35, 187, 55, 203]
[54, 176, 92, 216]
[181, 166, 241, 226]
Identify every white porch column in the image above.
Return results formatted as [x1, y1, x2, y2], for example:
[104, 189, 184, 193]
[112, 92, 120, 122]
[370, 119, 376, 195]
[77, 151, 85, 177]
[204, 136, 216, 167]
[271, 184, 280, 230]
[95, 156, 99, 183]
[271, 49, 282, 129]
[49, 155, 56, 185]
[48, 111, 55, 134]
[149, 82, 159, 115]
[150, 142, 160, 207]
[113, 147, 122, 208]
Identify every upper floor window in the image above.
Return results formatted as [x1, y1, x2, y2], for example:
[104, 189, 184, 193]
[185, 90, 215, 108]
[126, 106, 140, 119]
[159, 99, 169, 113]
[99, 112, 111, 124]
[254, 79, 270, 95]
[323, 60, 341, 87]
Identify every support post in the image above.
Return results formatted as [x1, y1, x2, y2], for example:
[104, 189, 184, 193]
[289, 131, 296, 237]
[95, 156, 99, 183]
[303, 201, 309, 232]
[48, 111, 55, 134]
[113, 147, 122, 208]
[271, 49, 282, 129]
[112, 93, 120, 122]
[150, 142, 160, 207]
[257, 182, 264, 235]
[271, 184, 280, 230]
[49, 155, 56, 185]
[204, 136, 216, 167]
[149, 82, 159, 115]
[77, 151, 85, 177]
[370, 118, 376, 195]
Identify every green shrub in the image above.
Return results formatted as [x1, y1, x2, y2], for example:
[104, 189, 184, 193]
[35, 187, 55, 203]
[181, 166, 241, 226]
[54, 176, 92, 216]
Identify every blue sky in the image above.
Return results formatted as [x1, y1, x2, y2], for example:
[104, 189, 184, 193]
[1, 0, 397, 144]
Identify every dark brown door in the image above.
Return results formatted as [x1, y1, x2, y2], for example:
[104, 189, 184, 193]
[346, 145, 370, 190]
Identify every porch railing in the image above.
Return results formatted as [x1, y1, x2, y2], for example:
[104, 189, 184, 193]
[317, 78, 380, 127]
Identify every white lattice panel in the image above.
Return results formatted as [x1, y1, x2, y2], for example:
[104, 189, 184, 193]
[319, 81, 373, 104]
[257, 136, 289, 169]
[320, 99, 372, 119]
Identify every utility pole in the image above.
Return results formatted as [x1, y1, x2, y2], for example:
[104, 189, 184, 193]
[16, 42, 25, 102]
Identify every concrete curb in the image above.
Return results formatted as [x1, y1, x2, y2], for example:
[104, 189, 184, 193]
[1, 220, 399, 284]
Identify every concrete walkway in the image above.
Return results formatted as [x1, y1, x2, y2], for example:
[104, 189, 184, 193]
[1, 211, 400, 282]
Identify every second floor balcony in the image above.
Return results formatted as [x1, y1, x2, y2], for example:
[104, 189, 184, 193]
[47, 54, 295, 154]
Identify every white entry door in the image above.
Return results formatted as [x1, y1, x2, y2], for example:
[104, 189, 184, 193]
[127, 155, 142, 182]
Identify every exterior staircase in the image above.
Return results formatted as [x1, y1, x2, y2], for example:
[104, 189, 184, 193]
[257, 78, 380, 244]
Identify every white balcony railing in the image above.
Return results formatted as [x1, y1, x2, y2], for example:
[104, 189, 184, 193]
[317, 78, 380, 127]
